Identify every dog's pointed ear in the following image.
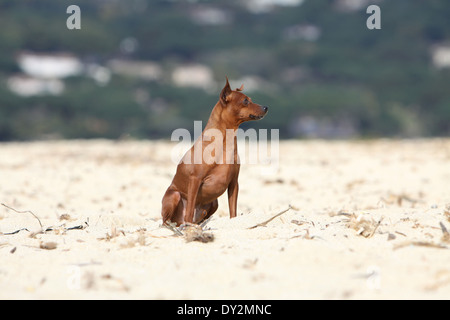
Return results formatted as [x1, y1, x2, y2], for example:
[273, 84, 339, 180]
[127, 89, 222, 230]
[236, 84, 244, 92]
[220, 76, 232, 105]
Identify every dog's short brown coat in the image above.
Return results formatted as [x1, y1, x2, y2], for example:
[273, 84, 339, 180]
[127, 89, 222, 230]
[161, 78, 268, 226]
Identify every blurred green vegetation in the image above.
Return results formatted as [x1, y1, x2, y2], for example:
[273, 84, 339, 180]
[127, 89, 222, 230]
[0, 0, 449, 140]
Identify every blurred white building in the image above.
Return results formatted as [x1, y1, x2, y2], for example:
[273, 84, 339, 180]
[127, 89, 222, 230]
[335, 0, 383, 12]
[7, 52, 83, 96]
[107, 59, 162, 81]
[283, 24, 321, 41]
[172, 64, 214, 91]
[7, 75, 64, 97]
[244, 0, 304, 13]
[432, 45, 450, 69]
[17, 52, 83, 79]
[190, 6, 231, 25]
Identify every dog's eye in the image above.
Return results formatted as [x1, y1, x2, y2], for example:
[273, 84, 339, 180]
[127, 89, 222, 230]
[243, 98, 249, 106]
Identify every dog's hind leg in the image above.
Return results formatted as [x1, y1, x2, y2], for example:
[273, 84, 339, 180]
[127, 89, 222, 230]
[161, 189, 184, 226]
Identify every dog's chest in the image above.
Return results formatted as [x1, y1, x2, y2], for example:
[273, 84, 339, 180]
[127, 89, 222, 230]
[199, 166, 237, 199]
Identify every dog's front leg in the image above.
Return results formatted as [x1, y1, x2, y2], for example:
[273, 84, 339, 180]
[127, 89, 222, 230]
[184, 176, 202, 223]
[227, 178, 239, 219]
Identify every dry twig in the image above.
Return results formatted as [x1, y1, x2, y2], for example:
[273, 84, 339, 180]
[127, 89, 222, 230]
[440, 222, 450, 243]
[181, 223, 214, 243]
[1, 203, 43, 229]
[248, 205, 292, 229]
[162, 221, 184, 236]
[1, 204, 88, 236]
[162, 221, 214, 243]
[345, 213, 383, 238]
[394, 241, 448, 250]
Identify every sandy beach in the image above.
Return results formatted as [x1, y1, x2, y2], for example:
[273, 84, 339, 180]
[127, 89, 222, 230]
[1, 138, 449, 299]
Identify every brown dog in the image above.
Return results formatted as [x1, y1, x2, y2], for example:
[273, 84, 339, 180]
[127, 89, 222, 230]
[161, 77, 268, 226]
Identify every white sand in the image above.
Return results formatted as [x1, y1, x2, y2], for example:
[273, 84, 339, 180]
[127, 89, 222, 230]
[0, 139, 449, 299]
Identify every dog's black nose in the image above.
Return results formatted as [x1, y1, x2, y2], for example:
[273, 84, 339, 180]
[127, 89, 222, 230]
[263, 106, 269, 113]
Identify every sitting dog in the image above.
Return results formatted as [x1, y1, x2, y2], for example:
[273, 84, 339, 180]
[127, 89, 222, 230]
[161, 77, 268, 226]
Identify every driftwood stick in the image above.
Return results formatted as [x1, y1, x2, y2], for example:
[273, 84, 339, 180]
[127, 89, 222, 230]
[1, 203, 43, 229]
[162, 221, 184, 236]
[248, 205, 292, 229]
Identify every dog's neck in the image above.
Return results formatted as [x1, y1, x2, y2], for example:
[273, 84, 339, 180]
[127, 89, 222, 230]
[205, 102, 240, 133]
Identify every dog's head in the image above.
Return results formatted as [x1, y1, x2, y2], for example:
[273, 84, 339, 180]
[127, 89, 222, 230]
[219, 77, 268, 124]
